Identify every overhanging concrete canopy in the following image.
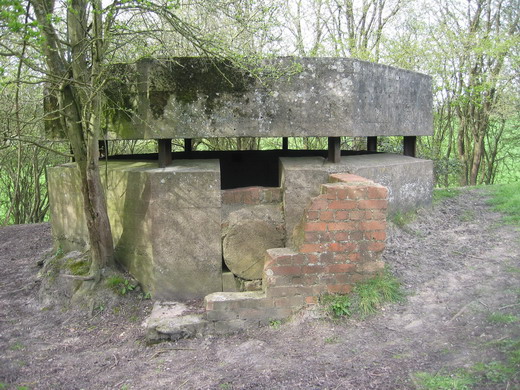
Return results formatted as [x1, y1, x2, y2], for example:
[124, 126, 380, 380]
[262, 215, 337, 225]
[46, 57, 433, 140]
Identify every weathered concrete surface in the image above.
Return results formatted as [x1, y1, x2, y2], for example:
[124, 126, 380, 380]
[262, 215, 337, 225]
[280, 157, 329, 245]
[47, 57, 432, 139]
[47, 160, 222, 300]
[145, 301, 208, 342]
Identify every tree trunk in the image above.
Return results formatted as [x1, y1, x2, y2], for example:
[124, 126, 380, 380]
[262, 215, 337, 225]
[469, 133, 485, 186]
[32, 0, 114, 277]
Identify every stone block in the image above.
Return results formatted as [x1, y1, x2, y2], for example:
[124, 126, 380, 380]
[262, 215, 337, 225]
[222, 272, 239, 292]
[145, 302, 208, 342]
[47, 160, 223, 301]
[148, 160, 221, 209]
[151, 206, 222, 300]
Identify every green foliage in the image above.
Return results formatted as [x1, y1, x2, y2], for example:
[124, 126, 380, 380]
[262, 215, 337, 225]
[488, 182, 520, 225]
[9, 341, 25, 351]
[66, 258, 90, 276]
[106, 276, 137, 296]
[324, 336, 339, 344]
[139, 291, 152, 300]
[321, 270, 403, 319]
[269, 319, 282, 329]
[416, 338, 520, 388]
[473, 361, 516, 383]
[321, 294, 352, 318]
[0, 383, 6, 390]
[433, 188, 461, 203]
[413, 371, 474, 390]
[470, 338, 520, 385]
[389, 210, 416, 228]
[487, 313, 519, 324]
[54, 246, 64, 259]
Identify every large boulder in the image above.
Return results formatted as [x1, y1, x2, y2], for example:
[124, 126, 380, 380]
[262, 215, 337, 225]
[222, 205, 284, 280]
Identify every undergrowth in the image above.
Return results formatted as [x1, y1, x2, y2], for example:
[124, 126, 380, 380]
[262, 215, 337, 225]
[433, 188, 461, 203]
[321, 269, 404, 319]
[488, 182, 520, 225]
[389, 210, 417, 228]
[413, 337, 520, 389]
[105, 276, 138, 296]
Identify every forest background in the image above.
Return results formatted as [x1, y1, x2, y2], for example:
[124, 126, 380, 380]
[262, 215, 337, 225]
[0, 0, 518, 227]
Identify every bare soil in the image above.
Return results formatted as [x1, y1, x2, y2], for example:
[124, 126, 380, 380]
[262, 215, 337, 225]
[1, 187, 519, 389]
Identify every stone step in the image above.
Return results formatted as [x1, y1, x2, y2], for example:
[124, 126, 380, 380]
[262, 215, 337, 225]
[144, 301, 208, 343]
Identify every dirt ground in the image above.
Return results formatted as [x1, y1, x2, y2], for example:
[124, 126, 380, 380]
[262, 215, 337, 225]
[0, 187, 519, 389]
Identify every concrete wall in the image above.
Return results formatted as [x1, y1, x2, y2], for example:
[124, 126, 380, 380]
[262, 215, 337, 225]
[46, 58, 433, 140]
[48, 153, 432, 301]
[281, 154, 433, 242]
[47, 160, 222, 300]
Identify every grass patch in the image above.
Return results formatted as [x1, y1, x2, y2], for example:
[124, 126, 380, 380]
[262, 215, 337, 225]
[324, 336, 340, 344]
[487, 312, 519, 324]
[473, 361, 516, 383]
[413, 370, 474, 390]
[433, 188, 461, 203]
[9, 342, 25, 351]
[321, 269, 403, 319]
[354, 271, 403, 316]
[488, 182, 520, 225]
[389, 210, 417, 228]
[472, 338, 520, 385]
[506, 265, 520, 274]
[415, 338, 520, 389]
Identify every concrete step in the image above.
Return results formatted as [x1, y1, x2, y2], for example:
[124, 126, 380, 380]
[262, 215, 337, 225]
[144, 301, 208, 343]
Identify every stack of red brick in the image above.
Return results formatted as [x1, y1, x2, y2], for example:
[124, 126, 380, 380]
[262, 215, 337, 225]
[221, 186, 282, 205]
[264, 173, 388, 304]
[204, 173, 389, 331]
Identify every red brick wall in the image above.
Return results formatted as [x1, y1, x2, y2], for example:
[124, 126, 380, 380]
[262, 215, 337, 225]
[264, 173, 388, 304]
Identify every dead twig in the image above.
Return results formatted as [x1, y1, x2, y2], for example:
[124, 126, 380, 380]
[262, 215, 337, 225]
[150, 348, 196, 359]
[114, 380, 128, 389]
[499, 303, 520, 310]
[447, 301, 475, 323]
[110, 353, 118, 369]
[478, 300, 489, 308]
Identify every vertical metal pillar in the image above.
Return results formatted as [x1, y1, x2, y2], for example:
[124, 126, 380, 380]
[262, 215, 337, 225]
[282, 137, 289, 151]
[184, 138, 193, 152]
[367, 136, 378, 152]
[158, 138, 172, 168]
[328, 136, 341, 163]
[403, 136, 417, 157]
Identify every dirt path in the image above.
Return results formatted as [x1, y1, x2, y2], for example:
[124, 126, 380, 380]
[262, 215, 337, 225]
[1, 188, 519, 389]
